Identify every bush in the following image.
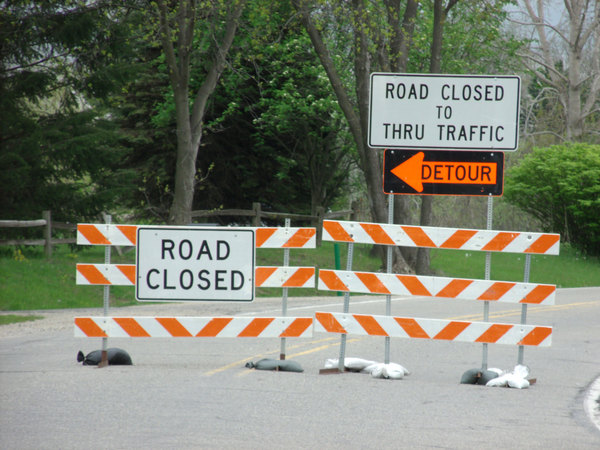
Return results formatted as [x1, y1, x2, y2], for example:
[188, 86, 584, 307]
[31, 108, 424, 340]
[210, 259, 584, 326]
[504, 143, 600, 255]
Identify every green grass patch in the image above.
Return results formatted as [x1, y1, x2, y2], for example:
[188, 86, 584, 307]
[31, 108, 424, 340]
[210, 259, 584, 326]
[430, 244, 600, 288]
[0, 242, 598, 312]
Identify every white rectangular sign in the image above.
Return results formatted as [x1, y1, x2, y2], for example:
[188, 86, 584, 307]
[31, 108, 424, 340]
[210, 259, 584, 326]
[368, 73, 520, 151]
[136, 227, 255, 302]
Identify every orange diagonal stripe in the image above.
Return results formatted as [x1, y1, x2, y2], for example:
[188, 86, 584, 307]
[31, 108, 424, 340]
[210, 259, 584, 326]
[394, 318, 429, 338]
[401, 226, 437, 248]
[319, 270, 349, 291]
[440, 229, 477, 249]
[520, 285, 555, 304]
[482, 232, 519, 251]
[283, 229, 315, 248]
[323, 221, 354, 242]
[434, 321, 470, 340]
[77, 264, 111, 285]
[518, 327, 552, 346]
[280, 318, 313, 337]
[397, 275, 431, 296]
[475, 324, 512, 343]
[196, 317, 233, 337]
[354, 314, 388, 336]
[360, 223, 395, 245]
[525, 234, 560, 254]
[113, 317, 150, 337]
[116, 225, 137, 245]
[75, 318, 107, 337]
[355, 272, 390, 294]
[78, 224, 110, 245]
[315, 312, 346, 333]
[238, 318, 274, 337]
[436, 279, 473, 298]
[156, 317, 192, 337]
[254, 267, 278, 287]
[255, 228, 276, 247]
[282, 267, 314, 287]
[117, 264, 136, 285]
[478, 282, 516, 301]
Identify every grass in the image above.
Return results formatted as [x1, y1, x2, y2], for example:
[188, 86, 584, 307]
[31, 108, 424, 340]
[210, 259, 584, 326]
[1, 242, 598, 315]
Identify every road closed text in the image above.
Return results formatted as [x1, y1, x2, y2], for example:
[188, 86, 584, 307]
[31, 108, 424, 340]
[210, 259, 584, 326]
[136, 227, 255, 302]
[369, 74, 520, 151]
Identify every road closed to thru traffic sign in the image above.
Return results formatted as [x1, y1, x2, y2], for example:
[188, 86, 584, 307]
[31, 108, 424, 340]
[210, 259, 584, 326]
[136, 227, 255, 302]
[369, 73, 520, 151]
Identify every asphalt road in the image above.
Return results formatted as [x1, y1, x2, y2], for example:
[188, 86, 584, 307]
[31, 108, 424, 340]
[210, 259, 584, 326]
[1, 287, 599, 449]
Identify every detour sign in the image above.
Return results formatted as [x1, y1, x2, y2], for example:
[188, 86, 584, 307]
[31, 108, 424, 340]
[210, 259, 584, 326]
[383, 149, 504, 196]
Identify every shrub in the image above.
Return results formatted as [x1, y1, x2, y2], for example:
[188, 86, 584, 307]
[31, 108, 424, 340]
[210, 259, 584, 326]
[504, 143, 600, 255]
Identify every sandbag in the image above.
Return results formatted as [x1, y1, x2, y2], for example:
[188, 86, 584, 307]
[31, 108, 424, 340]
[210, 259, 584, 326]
[369, 363, 408, 380]
[324, 357, 377, 372]
[77, 348, 132, 366]
[245, 358, 303, 373]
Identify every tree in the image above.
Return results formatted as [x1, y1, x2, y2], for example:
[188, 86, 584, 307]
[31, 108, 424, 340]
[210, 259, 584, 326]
[292, 0, 418, 272]
[0, 0, 135, 222]
[513, 0, 600, 141]
[151, 0, 245, 225]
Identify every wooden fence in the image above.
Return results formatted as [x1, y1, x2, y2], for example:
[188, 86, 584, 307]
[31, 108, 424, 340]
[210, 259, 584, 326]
[0, 204, 357, 257]
[0, 211, 77, 257]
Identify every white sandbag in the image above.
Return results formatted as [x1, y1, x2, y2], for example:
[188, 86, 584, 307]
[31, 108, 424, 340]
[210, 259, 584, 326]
[370, 363, 385, 378]
[323, 357, 377, 371]
[369, 363, 408, 379]
[507, 374, 530, 389]
[513, 364, 530, 379]
[486, 374, 510, 387]
[383, 363, 408, 379]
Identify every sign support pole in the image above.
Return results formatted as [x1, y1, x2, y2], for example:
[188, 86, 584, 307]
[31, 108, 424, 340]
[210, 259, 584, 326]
[99, 213, 111, 368]
[482, 196, 493, 371]
[280, 218, 291, 360]
[518, 254, 532, 365]
[337, 242, 354, 372]
[385, 195, 394, 364]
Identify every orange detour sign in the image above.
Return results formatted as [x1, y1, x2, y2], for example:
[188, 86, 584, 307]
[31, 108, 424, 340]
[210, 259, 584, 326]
[383, 149, 504, 196]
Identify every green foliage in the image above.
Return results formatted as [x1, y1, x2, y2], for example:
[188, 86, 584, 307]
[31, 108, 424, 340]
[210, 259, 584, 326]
[504, 143, 600, 255]
[0, 1, 138, 223]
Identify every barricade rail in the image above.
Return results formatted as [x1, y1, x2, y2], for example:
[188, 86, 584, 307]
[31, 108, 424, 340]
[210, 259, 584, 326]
[318, 219, 559, 372]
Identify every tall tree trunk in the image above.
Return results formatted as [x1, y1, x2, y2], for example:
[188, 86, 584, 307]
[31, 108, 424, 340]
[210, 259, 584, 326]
[156, 0, 245, 225]
[293, 0, 415, 273]
[415, 0, 457, 275]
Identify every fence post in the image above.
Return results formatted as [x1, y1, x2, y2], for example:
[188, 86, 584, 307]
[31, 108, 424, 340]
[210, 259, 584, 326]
[43, 210, 52, 258]
[252, 202, 262, 227]
[315, 206, 324, 246]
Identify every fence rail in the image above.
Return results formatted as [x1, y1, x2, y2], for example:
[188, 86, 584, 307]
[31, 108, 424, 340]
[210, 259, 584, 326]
[0, 211, 76, 257]
[0, 204, 356, 256]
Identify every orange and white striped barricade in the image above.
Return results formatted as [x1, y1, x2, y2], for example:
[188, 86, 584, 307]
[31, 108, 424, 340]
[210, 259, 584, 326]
[75, 316, 313, 338]
[322, 220, 560, 255]
[75, 223, 317, 363]
[314, 312, 552, 347]
[76, 264, 316, 289]
[77, 224, 317, 249]
[318, 270, 555, 305]
[320, 218, 559, 374]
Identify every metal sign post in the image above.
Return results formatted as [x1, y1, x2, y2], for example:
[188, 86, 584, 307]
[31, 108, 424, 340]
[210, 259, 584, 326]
[99, 213, 111, 368]
[385, 195, 394, 364]
[280, 218, 291, 360]
[482, 195, 493, 370]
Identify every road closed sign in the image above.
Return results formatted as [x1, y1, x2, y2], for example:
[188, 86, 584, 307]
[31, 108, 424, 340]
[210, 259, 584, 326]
[136, 227, 255, 302]
[369, 73, 520, 151]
